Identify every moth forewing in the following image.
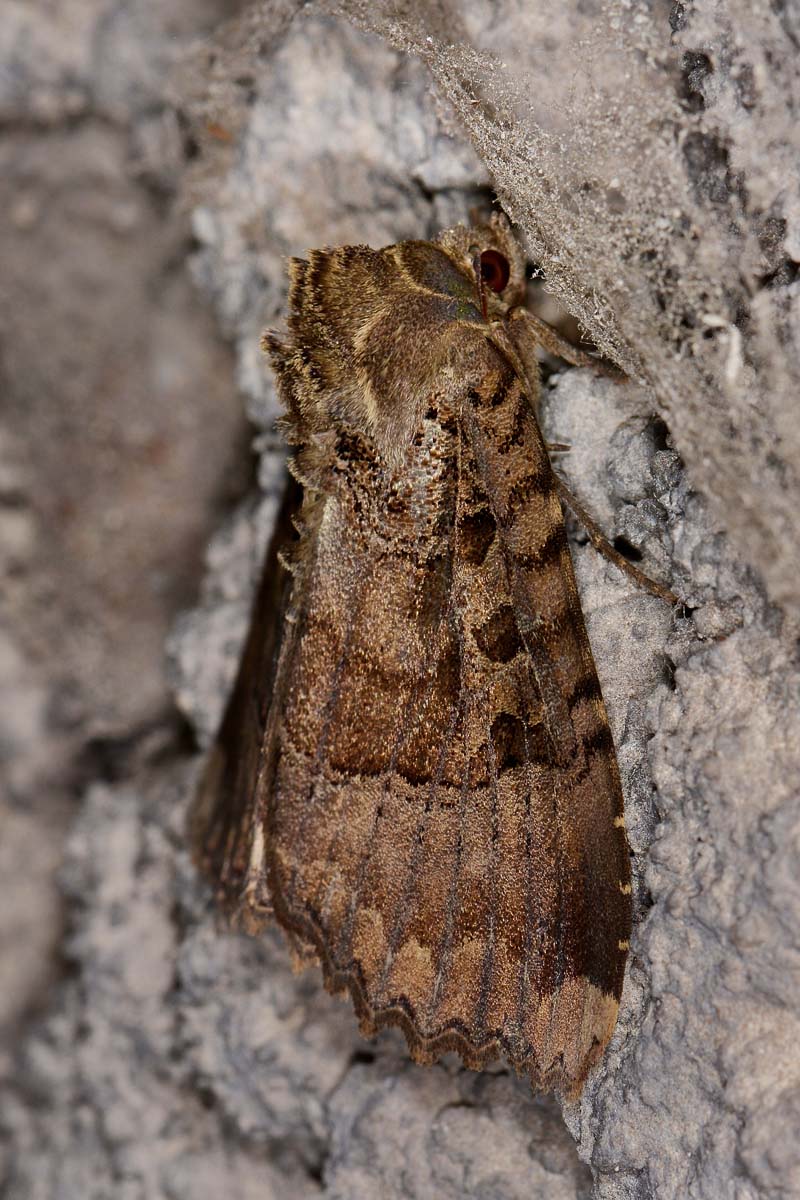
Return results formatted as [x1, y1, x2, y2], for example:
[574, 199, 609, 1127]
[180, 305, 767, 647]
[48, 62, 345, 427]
[193, 213, 646, 1098]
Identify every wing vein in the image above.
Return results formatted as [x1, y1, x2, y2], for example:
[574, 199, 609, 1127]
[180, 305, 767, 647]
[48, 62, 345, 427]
[474, 700, 500, 1041]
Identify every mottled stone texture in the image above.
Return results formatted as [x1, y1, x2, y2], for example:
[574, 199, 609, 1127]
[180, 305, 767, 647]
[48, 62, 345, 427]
[0, 0, 251, 1052]
[2, 3, 798, 1199]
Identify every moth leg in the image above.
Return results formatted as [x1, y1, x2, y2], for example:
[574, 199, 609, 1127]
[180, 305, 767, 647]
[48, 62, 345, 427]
[547, 442, 571, 454]
[555, 475, 679, 605]
[508, 307, 626, 382]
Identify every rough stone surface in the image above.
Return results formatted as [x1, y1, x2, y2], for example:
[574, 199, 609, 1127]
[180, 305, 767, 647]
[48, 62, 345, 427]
[2, 3, 798, 1199]
[0, 0, 252, 1053]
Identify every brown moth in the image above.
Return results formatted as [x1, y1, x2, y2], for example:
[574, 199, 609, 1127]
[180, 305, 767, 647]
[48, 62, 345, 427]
[192, 213, 674, 1098]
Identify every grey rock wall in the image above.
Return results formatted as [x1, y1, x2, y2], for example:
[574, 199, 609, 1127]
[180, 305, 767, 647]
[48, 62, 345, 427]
[0, 0, 251, 1050]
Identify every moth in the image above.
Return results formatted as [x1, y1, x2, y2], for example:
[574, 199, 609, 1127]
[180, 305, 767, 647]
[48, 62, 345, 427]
[192, 213, 675, 1098]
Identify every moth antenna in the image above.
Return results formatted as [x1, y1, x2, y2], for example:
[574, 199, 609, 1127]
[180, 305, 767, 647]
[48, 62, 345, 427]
[555, 475, 679, 605]
[508, 307, 627, 381]
[472, 252, 489, 321]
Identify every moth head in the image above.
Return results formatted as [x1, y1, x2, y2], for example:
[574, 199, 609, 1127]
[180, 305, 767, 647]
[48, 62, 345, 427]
[435, 211, 527, 317]
[268, 217, 528, 468]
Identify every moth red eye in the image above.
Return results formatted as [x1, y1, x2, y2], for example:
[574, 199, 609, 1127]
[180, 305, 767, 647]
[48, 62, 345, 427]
[479, 249, 510, 293]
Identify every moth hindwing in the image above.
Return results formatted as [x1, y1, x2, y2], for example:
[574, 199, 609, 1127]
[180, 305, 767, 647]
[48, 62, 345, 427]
[193, 213, 637, 1098]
